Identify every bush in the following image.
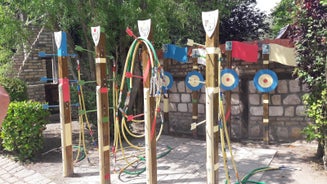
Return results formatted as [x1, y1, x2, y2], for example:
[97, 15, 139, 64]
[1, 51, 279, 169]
[302, 89, 327, 158]
[1, 101, 50, 161]
[0, 76, 27, 102]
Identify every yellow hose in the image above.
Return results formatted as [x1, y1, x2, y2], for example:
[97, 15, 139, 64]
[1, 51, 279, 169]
[113, 37, 165, 172]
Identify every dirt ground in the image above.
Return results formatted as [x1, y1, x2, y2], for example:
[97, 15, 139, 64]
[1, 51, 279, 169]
[22, 120, 327, 183]
[241, 140, 327, 183]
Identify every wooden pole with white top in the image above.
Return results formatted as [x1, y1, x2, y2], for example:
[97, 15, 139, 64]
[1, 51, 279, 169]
[202, 10, 220, 184]
[55, 31, 74, 177]
[91, 26, 111, 184]
[262, 44, 270, 145]
[138, 19, 157, 184]
[225, 41, 232, 136]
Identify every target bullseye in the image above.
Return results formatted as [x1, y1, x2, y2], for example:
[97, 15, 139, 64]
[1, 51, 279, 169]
[162, 71, 174, 92]
[185, 71, 204, 91]
[254, 69, 278, 92]
[221, 69, 239, 91]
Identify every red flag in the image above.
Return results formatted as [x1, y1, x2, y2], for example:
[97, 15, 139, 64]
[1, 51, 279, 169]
[231, 41, 258, 62]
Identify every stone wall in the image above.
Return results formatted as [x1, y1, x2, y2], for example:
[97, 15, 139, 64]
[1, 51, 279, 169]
[164, 57, 312, 142]
[12, 26, 54, 102]
[245, 79, 309, 141]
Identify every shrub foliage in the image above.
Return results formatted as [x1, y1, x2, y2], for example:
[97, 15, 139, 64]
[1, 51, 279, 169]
[0, 76, 27, 102]
[292, 0, 327, 157]
[1, 101, 49, 161]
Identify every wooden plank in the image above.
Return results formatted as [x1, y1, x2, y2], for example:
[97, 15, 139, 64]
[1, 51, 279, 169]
[95, 31, 111, 184]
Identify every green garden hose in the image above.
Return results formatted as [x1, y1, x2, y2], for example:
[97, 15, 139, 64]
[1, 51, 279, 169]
[232, 166, 281, 184]
[119, 146, 172, 180]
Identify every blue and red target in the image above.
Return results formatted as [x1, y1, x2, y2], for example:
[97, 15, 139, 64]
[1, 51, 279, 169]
[162, 71, 174, 92]
[253, 69, 278, 92]
[185, 71, 204, 91]
[221, 69, 239, 91]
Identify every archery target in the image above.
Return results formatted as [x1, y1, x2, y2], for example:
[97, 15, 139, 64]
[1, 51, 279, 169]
[221, 69, 239, 91]
[162, 71, 174, 91]
[254, 69, 278, 92]
[185, 71, 204, 91]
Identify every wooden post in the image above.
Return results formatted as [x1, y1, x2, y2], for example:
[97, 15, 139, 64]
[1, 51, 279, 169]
[163, 59, 170, 134]
[262, 44, 270, 144]
[92, 26, 111, 184]
[225, 41, 232, 137]
[163, 94, 170, 134]
[139, 19, 157, 184]
[55, 31, 74, 177]
[202, 10, 220, 184]
[191, 57, 199, 138]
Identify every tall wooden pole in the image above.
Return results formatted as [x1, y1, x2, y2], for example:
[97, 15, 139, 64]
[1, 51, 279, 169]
[202, 10, 220, 184]
[55, 31, 74, 177]
[139, 19, 157, 184]
[262, 44, 270, 144]
[191, 57, 199, 138]
[163, 59, 170, 134]
[225, 41, 232, 137]
[92, 26, 111, 184]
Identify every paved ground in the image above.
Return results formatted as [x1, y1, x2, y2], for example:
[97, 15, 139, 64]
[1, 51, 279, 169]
[0, 155, 55, 184]
[1, 121, 327, 183]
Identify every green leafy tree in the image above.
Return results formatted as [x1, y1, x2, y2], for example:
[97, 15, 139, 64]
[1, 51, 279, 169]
[270, 0, 297, 35]
[292, 0, 327, 164]
[0, 0, 271, 127]
[0, 3, 22, 74]
[220, 0, 270, 42]
[0, 0, 55, 77]
[1, 0, 270, 77]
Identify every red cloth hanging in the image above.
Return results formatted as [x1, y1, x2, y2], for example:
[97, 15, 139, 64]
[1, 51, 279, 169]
[231, 41, 258, 62]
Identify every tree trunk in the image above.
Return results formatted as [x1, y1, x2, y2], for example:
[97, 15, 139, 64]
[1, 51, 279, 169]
[317, 130, 327, 171]
[324, 139, 327, 170]
[317, 141, 324, 158]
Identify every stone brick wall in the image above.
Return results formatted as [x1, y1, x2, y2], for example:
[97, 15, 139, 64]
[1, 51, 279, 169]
[164, 57, 311, 142]
[245, 79, 309, 141]
[12, 26, 54, 102]
[27, 84, 46, 102]
[163, 80, 206, 135]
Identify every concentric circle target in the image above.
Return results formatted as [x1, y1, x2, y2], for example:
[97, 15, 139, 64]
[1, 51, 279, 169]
[185, 71, 204, 91]
[162, 71, 174, 92]
[254, 69, 278, 92]
[221, 69, 239, 91]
